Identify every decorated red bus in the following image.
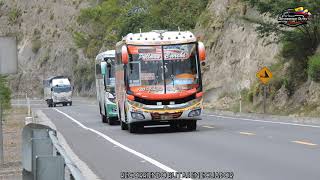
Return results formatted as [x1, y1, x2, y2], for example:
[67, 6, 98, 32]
[115, 30, 206, 133]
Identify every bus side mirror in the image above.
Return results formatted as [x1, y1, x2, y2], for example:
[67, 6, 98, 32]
[198, 42, 206, 61]
[122, 46, 129, 64]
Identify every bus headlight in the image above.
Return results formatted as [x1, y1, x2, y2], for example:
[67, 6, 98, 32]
[188, 109, 201, 117]
[131, 112, 145, 120]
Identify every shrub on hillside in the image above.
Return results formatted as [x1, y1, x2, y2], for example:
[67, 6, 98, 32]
[308, 54, 320, 82]
[0, 76, 12, 110]
[31, 39, 41, 53]
[8, 8, 22, 24]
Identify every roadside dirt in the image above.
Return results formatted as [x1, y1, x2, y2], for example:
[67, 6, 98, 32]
[0, 107, 26, 180]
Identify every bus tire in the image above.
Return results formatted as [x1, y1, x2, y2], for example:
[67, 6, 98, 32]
[101, 115, 107, 123]
[170, 122, 179, 130]
[121, 120, 128, 130]
[128, 123, 138, 133]
[186, 120, 197, 131]
[108, 117, 115, 125]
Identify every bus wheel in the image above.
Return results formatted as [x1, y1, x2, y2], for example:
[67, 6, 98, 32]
[186, 120, 197, 131]
[121, 120, 128, 130]
[101, 115, 107, 123]
[128, 123, 138, 133]
[108, 117, 115, 125]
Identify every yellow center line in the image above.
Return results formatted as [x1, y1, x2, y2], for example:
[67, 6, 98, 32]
[292, 140, 317, 146]
[202, 125, 215, 129]
[239, 132, 256, 136]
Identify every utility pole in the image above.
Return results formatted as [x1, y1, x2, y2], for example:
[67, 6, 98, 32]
[263, 85, 267, 114]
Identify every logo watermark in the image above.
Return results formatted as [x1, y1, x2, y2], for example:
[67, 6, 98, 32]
[278, 7, 312, 27]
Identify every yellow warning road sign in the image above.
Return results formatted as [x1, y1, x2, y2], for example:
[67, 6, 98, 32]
[257, 67, 273, 84]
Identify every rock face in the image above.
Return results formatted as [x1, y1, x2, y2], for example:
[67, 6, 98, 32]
[0, 0, 90, 97]
[196, 0, 280, 104]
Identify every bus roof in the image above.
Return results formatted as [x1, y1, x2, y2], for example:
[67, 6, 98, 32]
[118, 30, 197, 46]
[95, 50, 116, 61]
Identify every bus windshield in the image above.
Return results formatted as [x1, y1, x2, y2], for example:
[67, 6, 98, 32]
[127, 44, 199, 94]
[105, 59, 115, 87]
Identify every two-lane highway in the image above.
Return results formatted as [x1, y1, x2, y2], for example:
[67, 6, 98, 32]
[23, 98, 320, 180]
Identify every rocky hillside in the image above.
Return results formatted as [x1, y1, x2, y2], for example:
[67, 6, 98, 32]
[196, 0, 279, 104]
[0, 0, 91, 97]
[197, 0, 320, 116]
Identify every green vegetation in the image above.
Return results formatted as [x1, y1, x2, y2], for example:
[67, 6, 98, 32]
[8, 8, 22, 24]
[308, 54, 320, 82]
[73, 61, 95, 92]
[0, 76, 12, 110]
[76, 0, 208, 58]
[31, 39, 41, 53]
[0, 0, 4, 7]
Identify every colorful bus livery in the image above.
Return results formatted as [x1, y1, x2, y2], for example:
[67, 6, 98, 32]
[95, 50, 118, 125]
[115, 30, 206, 133]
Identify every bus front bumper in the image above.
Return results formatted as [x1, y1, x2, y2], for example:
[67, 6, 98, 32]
[126, 98, 203, 123]
[106, 103, 118, 118]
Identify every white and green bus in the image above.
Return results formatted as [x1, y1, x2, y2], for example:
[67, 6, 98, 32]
[95, 50, 118, 125]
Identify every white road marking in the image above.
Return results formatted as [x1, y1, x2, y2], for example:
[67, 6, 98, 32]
[292, 140, 317, 146]
[239, 132, 255, 136]
[54, 108, 191, 180]
[202, 125, 215, 129]
[207, 114, 320, 128]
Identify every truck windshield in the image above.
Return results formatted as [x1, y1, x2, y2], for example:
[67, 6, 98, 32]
[53, 85, 71, 93]
[127, 43, 199, 94]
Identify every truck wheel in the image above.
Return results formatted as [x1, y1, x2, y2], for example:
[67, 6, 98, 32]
[121, 120, 128, 130]
[101, 115, 107, 123]
[186, 120, 197, 131]
[53, 103, 56, 107]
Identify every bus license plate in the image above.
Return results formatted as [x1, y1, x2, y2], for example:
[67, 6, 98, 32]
[160, 115, 172, 120]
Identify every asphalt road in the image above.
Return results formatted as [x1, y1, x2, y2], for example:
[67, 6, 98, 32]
[17, 98, 320, 180]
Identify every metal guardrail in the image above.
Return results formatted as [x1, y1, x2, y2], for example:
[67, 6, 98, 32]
[49, 131, 84, 180]
[22, 123, 85, 180]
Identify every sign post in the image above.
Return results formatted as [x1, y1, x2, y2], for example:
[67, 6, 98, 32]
[256, 67, 273, 114]
[0, 37, 18, 164]
[0, 102, 3, 164]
